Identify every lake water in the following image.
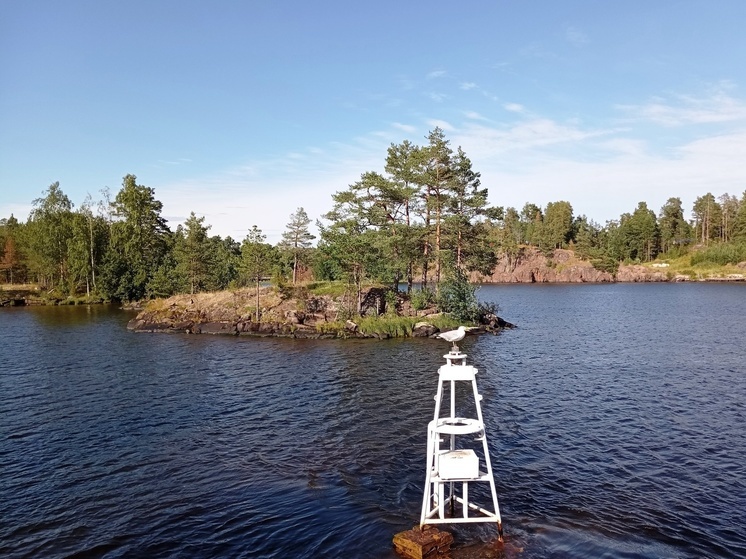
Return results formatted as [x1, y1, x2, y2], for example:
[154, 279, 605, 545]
[1, 283, 745, 558]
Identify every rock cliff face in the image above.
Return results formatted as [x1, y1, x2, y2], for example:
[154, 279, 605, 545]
[472, 248, 614, 283]
[469, 247, 693, 283]
[614, 265, 669, 282]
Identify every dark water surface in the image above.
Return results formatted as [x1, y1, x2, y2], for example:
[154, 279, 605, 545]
[1, 283, 745, 558]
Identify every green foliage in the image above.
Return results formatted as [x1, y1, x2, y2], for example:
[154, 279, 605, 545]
[305, 281, 348, 297]
[540, 200, 574, 251]
[426, 314, 464, 331]
[692, 192, 721, 243]
[0, 216, 25, 284]
[410, 287, 434, 310]
[690, 243, 746, 266]
[26, 182, 75, 288]
[591, 255, 620, 275]
[147, 257, 179, 298]
[241, 225, 279, 321]
[617, 202, 661, 262]
[357, 315, 416, 337]
[6, 138, 746, 303]
[314, 320, 346, 335]
[101, 174, 170, 301]
[172, 212, 212, 294]
[734, 191, 746, 242]
[384, 289, 398, 315]
[279, 207, 315, 284]
[437, 267, 479, 323]
[659, 197, 692, 253]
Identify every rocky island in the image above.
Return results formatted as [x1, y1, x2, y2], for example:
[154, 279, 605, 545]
[126, 285, 514, 339]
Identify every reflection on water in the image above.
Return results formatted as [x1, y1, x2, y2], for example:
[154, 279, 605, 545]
[1, 283, 745, 558]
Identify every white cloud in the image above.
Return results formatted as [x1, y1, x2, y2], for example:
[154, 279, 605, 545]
[454, 119, 613, 158]
[503, 102, 525, 113]
[392, 122, 417, 133]
[458, 122, 746, 224]
[617, 87, 746, 126]
[134, 87, 746, 245]
[427, 70, 447, 79]
[596, 138, 648, 157]
[425, 119, 455, 132]
[460, 82, 478, 90]
[463, 111, 488, 122]
[156, 134, 393, 243]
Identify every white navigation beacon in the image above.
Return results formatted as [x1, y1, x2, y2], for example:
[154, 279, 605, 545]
[419, 347, 503, 541]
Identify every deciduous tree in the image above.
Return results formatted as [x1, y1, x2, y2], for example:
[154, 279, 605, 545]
[26, 182, 74, 288]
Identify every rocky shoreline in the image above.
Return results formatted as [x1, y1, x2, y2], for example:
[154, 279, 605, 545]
[126, 287, 515, 338]
[471, 247, 746, 283]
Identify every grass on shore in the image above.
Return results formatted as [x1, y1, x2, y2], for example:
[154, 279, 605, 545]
[316, 313, 465, 338]
[645, 251, 746, 280]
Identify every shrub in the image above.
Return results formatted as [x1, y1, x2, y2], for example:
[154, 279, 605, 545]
[384, 289, 399, 315]
[411, 287, 434, 311]
[690, 243, 746, 266]
[437, 268, 480, 323]
[315, 320, 345, 335]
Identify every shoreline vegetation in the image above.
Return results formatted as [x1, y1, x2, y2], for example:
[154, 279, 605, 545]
[124, 283, 516, 339]
[2, 244, 745, 311]
[2, 128, 746, 318]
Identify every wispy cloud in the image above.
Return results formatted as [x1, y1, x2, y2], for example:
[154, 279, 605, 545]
[154, 157, 192, 166]
[154, 86, 746, 243]
[427, 92, 448, 103]
[460, 82, 478, 90]
[463, 111, 489, 122]
[426, 119, 455, 131]
[392, 122, 417, 133]
[565, 26, 589, 47]
[519, 43, 558, 60]
[455, 119, 613, 158]
[427, 70, 447, 79]
[477, 128, 746, 222]
[617, 86, 746, 126]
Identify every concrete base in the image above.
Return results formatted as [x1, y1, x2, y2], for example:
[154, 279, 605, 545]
[393, 525, 454, 559]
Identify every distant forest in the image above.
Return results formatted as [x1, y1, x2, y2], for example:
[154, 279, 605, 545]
[2, 128, 746, 302]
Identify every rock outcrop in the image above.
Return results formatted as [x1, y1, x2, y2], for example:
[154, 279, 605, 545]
[473, 248, 614, 283]
[126, 286, 516, 338]
[614, 265, 669, 282]
[469, 247, 732, 283]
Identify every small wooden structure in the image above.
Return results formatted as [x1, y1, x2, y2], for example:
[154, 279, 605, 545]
[393, 525, 453, 559]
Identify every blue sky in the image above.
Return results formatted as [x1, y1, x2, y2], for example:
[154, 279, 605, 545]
[2, 1, 746, 242]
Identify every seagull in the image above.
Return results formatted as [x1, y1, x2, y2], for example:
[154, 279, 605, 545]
[437, 325, 467, 350]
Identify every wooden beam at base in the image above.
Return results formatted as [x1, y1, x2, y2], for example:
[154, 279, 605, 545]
[393, 526, 454, 559]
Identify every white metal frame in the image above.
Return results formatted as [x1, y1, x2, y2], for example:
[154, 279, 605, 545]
[419, 350, 503, 540]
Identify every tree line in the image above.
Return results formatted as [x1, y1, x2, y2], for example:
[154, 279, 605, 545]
[2, 128, 746, 304]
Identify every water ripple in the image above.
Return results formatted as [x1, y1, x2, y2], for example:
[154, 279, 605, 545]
[1, 284, 745, 558]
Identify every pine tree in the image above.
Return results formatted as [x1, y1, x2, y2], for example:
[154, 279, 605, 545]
[280, 207, 315, 284]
